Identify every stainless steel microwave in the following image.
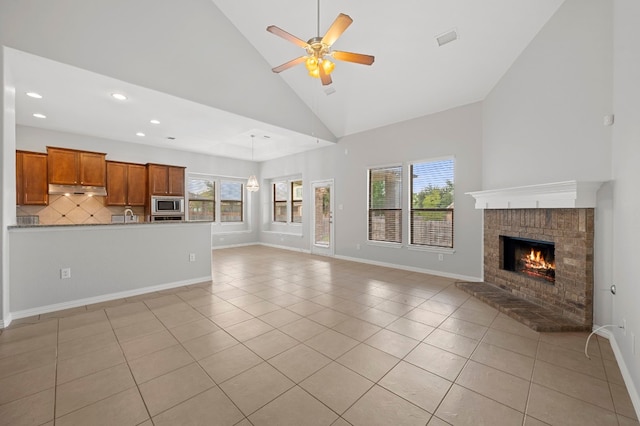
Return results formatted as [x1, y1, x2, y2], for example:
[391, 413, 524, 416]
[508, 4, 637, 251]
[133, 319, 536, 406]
[151, 196, 184, 215]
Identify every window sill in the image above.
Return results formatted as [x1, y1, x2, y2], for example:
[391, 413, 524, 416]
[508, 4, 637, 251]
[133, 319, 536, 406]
[407, 245, 455, 254]
[262, 230, 303, 237]
[366, 240, 403, 249]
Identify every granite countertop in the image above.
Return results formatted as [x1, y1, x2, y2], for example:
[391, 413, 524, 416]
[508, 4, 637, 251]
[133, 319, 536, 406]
[7, 221, 212, 229]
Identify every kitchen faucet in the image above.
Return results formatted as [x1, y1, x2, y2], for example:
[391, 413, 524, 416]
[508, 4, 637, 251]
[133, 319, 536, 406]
[124, 208, 134, 223]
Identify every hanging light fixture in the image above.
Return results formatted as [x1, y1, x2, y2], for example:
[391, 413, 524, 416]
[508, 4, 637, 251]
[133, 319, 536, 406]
[246, 134, 260, 192]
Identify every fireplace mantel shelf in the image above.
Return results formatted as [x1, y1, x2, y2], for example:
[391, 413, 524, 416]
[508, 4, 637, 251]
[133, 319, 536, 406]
[465, 180, 604, 210]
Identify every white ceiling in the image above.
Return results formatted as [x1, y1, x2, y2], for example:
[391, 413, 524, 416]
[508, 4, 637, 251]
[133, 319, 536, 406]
[8, 0, 564, 162]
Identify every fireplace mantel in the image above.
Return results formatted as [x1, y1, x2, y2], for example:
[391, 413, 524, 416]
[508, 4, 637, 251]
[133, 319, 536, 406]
[466, 181, 604, 210]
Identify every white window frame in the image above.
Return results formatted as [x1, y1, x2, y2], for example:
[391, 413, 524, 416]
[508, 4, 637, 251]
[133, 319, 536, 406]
[367, 163, 403, 247]
[186, 173, 247, 226]
[407, 155, 455, 252]
[186, 173, 215, 222]
[270, 177, 303, 225]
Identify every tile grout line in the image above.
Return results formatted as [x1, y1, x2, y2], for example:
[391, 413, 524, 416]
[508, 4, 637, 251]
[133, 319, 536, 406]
[106, 307, 154, 425]
[53, 318, 60, 425]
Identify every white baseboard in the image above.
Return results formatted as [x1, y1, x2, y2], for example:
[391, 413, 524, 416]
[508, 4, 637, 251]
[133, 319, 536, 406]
[0, 313, 11, 329]
[9, 275, 212, 321]
[212, 242, 258, 250]
[594, 326, 640, 420]
[334, 254, 482, 283]
[259, 242, 311, 254]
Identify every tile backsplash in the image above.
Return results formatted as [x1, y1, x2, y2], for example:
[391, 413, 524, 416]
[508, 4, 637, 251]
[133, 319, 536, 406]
[17, 195, 145, 225]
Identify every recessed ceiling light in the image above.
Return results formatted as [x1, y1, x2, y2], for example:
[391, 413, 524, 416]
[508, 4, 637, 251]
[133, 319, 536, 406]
[150, 119, 160, 125]
[33, 113, 46, 119]
[136, 132, 145, 137]
[111, 93, 127, 101]
[26, 92, 43, 99]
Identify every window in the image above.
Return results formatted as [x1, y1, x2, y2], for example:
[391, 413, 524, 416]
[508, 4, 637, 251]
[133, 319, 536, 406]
[291, 180, 303, 223]
[220, 181, 243, 222]
[271, 179, 303, 224]
[273, 181, 288, 222]
[187, 176, 215, 221]
[368, 166, 402, 243]
[410, 158, 454, 248]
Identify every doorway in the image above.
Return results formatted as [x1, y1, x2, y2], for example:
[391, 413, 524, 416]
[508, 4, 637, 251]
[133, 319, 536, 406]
[311, 180, 334, 256]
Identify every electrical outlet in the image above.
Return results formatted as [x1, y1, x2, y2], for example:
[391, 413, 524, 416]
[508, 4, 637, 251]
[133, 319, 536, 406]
[60, 268, 71, 279]
[438, 254, 444, 261]
[189, 253, 196, 262]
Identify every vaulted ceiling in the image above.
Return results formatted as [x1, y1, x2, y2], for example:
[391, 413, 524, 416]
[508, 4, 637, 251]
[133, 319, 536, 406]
[4, 0, 565, 161]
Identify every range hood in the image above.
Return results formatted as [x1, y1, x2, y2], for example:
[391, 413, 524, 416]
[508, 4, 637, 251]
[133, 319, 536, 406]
[48, 184, 107, 197]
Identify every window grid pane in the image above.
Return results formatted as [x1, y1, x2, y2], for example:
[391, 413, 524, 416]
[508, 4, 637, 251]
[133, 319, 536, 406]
[187, 176, 215, 222]
[368, 166, 402, 243]
[410, 159, 454, 248]
[189, 200, 215, 222]
[291, 180, 303, 222]
[274, 201, 287, 222]
[221, 181, 243, 222]
[273, 182, 288, 222]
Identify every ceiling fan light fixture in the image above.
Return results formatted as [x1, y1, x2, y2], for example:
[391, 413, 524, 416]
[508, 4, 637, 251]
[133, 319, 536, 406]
[321, 59, 335, 75]
[267, 6, 373, 86]
[305, 56, 318, 71]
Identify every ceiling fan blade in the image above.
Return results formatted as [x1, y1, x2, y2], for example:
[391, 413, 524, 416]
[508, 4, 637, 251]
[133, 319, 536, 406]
[321, 13, 353, 47]
[266, 25, 309, 49]
[332, 51, 375, 66]
[319, 63, 332, 86]
[272, 56, 306, 73]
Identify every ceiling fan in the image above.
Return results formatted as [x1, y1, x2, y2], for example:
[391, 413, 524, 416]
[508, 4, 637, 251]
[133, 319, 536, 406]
[266, 5, 374, 86]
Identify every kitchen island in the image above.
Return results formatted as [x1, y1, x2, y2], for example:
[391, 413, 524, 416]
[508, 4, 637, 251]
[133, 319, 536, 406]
[7, 221, 212, 324]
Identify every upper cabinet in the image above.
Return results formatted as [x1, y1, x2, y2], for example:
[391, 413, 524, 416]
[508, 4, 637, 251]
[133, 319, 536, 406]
[47, 147, 106, 186]
[147, 164, 185, 196]
[106, 161, 147, 206]
[16, 151, 48, 206]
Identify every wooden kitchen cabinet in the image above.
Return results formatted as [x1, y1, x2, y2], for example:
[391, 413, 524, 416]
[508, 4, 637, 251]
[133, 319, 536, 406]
[147, 164, 185, 196]
[47, 147, 106, 186]
[16, 151, 48, 205]
[106, 161, 146, 206]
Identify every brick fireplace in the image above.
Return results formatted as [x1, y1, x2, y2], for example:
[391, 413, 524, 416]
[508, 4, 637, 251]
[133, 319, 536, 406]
[484, 208, 593, 326]
[462, 181, 602, 331]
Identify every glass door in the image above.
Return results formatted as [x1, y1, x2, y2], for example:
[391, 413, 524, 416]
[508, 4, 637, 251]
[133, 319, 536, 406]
[311, 180, 334, 256]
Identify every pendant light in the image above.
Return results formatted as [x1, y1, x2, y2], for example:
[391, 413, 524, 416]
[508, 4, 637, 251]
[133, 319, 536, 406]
[246, 134, 260, 192]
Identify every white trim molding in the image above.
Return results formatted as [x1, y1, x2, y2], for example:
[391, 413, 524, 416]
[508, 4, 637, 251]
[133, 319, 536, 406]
[595, 327, 640, 420]
[8, 276, 212, 322]
[466, 180, 605, 209]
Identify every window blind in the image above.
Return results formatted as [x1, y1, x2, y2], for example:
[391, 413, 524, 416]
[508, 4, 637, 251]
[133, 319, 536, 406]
[410, 159, 454, 248]
[368, 166, 402, 243]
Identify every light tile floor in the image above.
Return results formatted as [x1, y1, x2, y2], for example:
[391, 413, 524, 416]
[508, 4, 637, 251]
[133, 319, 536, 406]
[0, 245, 638, 426]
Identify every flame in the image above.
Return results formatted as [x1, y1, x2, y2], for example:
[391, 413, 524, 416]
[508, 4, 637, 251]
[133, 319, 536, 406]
[524, 248, 555, 270]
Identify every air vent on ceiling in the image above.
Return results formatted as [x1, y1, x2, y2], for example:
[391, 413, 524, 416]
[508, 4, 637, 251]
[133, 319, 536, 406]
[436, 29, 458, 47]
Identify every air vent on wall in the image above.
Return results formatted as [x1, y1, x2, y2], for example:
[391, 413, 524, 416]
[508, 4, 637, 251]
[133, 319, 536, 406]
[436, 29, 458, 47]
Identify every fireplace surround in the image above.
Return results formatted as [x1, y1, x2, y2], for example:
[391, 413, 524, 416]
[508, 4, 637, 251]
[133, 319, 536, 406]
[485, 208, 593, 326]
[463, 181, 602, 331]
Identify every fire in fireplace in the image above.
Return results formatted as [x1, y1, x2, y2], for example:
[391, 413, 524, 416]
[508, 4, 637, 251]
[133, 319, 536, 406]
[501, 236, 555, 283]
